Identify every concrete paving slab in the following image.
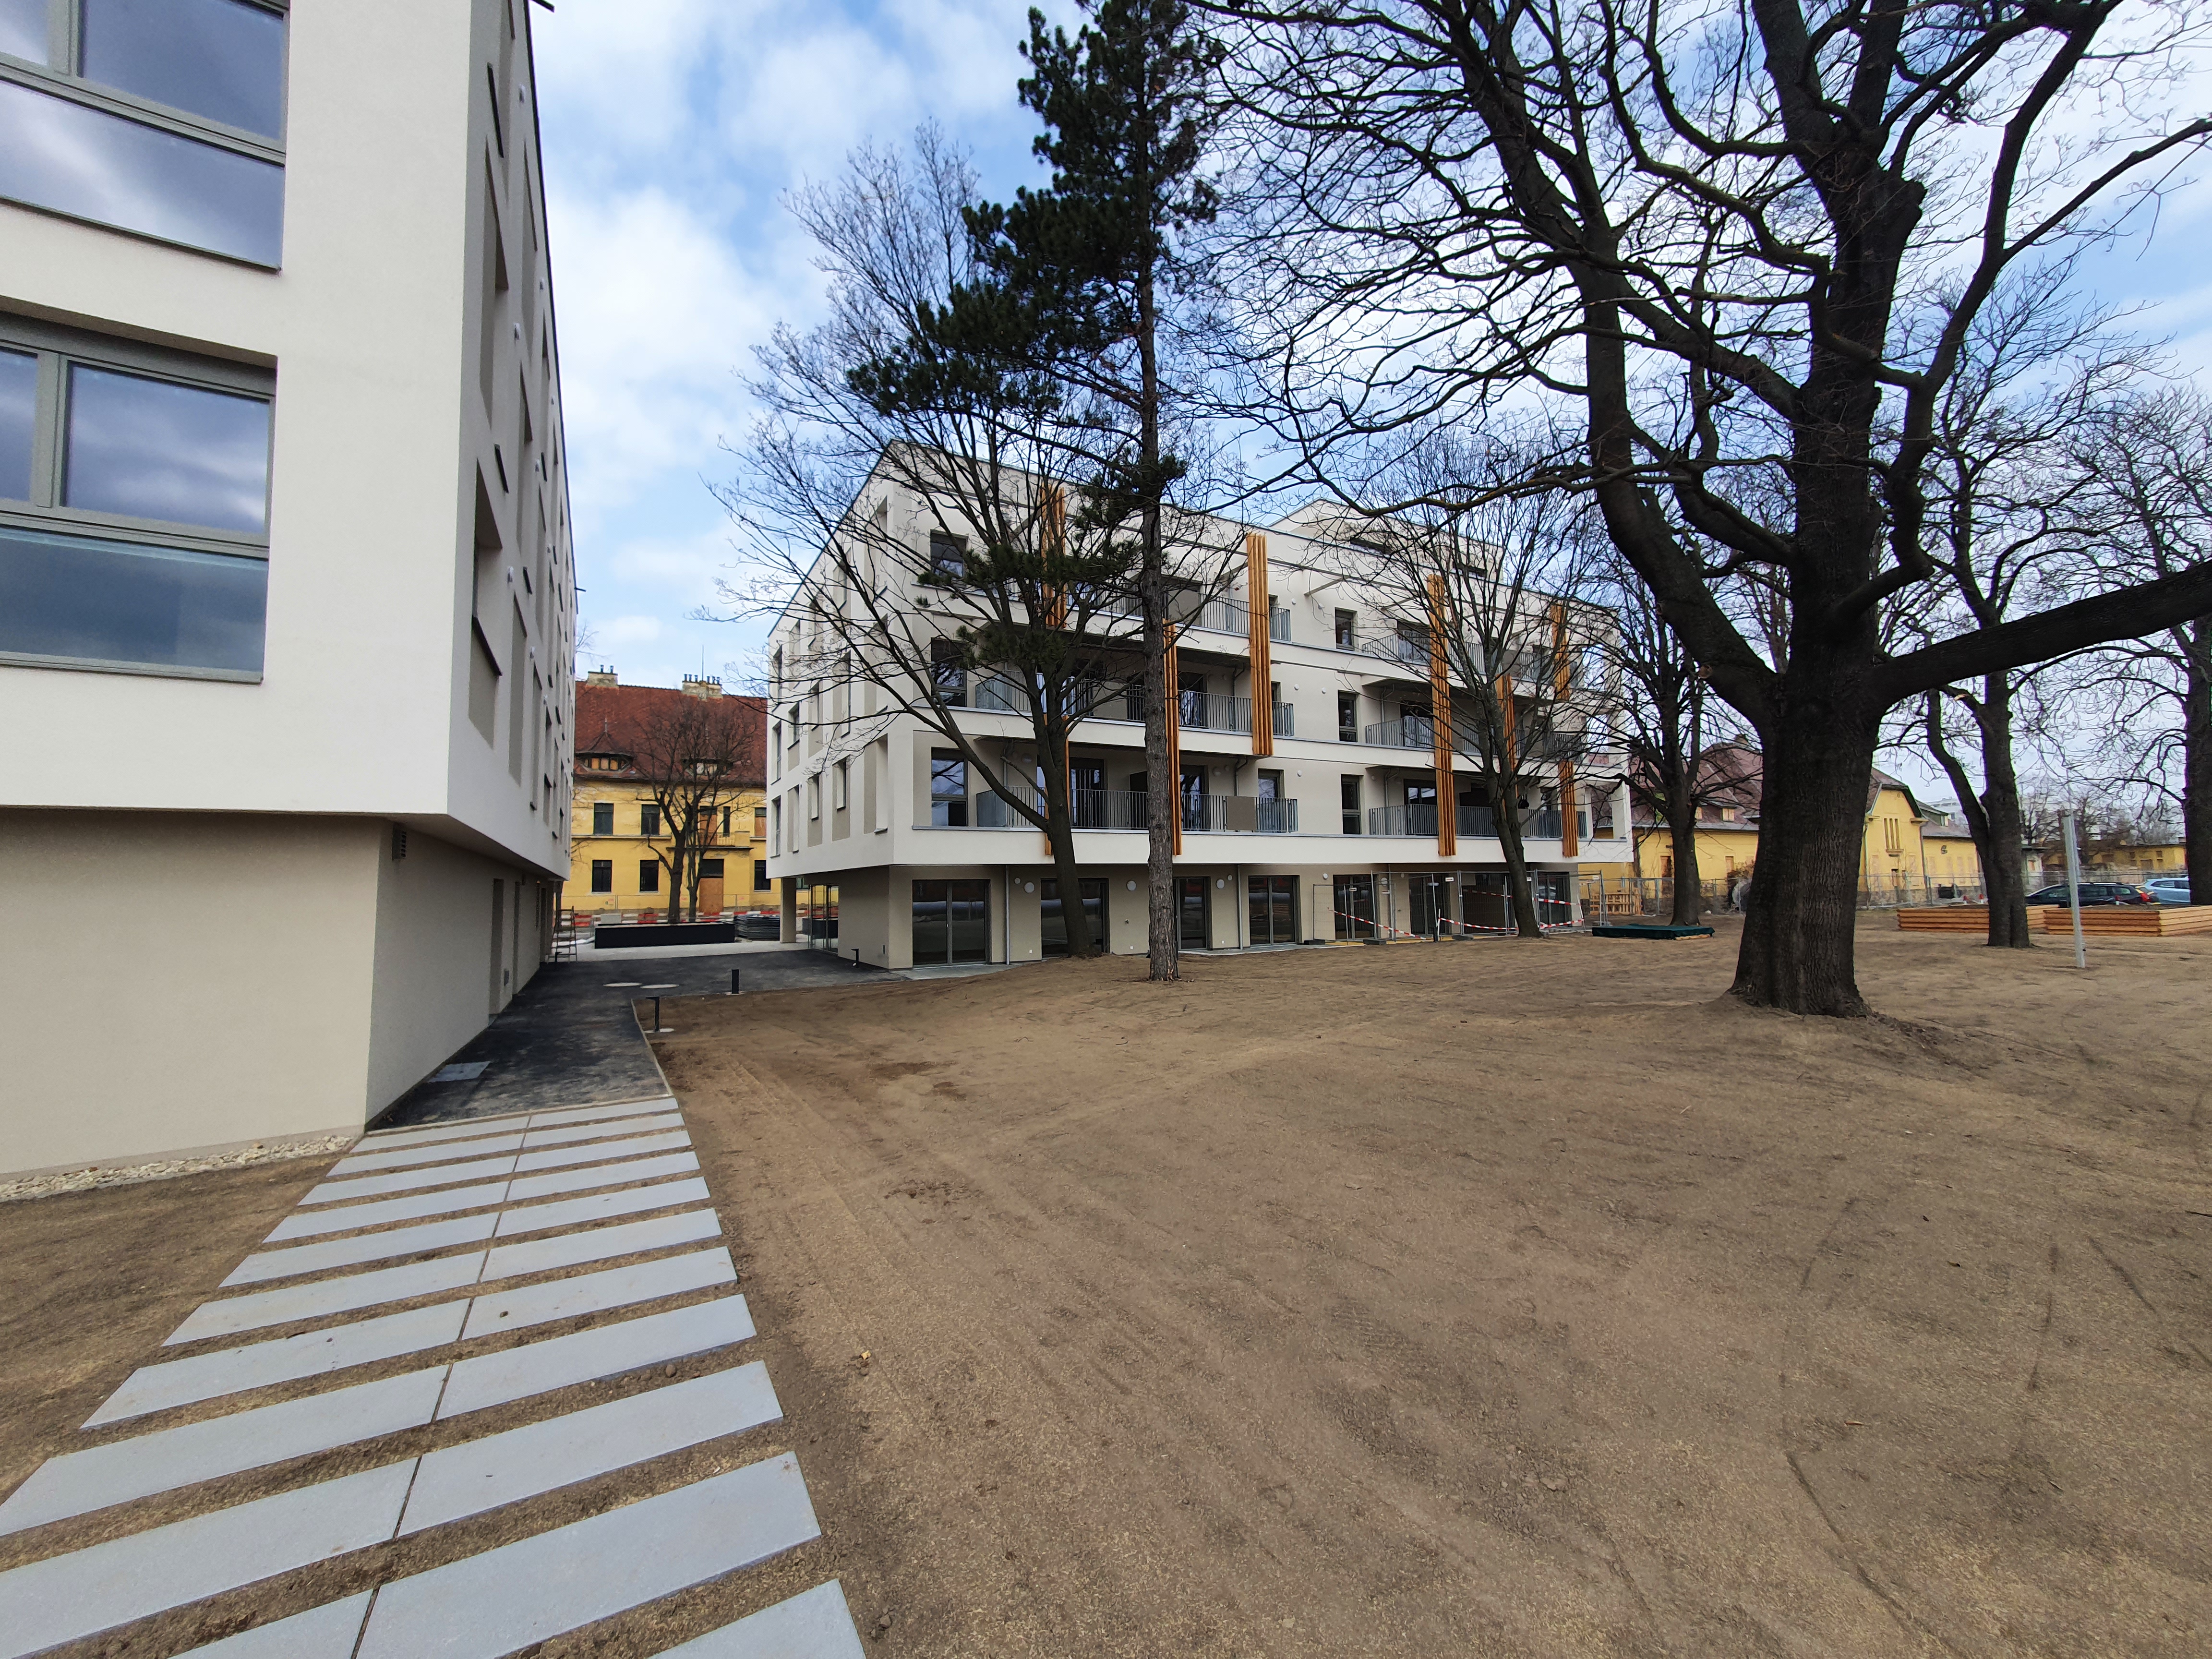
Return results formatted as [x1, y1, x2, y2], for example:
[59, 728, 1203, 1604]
[519, 1112, 682, 1149]
[362, 1113, 531, 1148]
[397, 1361, 782, 1534]
[353, 1454, 820, 1659]
[492, 1178, 711, 1238]
[482, 1211, 720, 1282]
[505, 1152, 696, 1203]
[167, 1254, 488, 1346]
[461, 1249, 734, 1340]
[299, 1154, 520, 1206]
[328, 1134, 528, 1177]
[659, 1580, 866, 1658]
[0, 1461, 413, 1659]
[527, 1097, 678, 1128]
[265, 1182, 510, 1240]
[180, 1590, 373, 1656]
[226, 1214, 500, 1286]
[511, 1130, 689, 1175]
[436, 1298, 755, 1419]
[90, 1302, 469, 1425]
[0, 1371, 445, 1536]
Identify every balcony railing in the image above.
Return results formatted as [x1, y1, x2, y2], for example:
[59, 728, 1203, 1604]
[1178, 690, 1252, 733]
[1365, 803, 1507, 838]
[969, 784, 1297, 833]
[1272, 702, 1293, 737]
[1189, 598, 1293, 644]
[1363, 716, 1435, 749]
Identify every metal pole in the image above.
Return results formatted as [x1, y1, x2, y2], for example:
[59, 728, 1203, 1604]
[2062, 805, 2087, 970]
[730, 968, 740, 995]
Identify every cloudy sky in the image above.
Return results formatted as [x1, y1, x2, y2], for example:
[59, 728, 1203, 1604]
[532, 0, 1059, 695]
[531, 1, 2212, 794]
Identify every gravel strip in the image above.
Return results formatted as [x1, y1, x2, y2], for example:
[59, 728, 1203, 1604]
[0, 1136, 356, 1205]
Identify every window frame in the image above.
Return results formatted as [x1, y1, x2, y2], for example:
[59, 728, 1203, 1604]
[589, 858, 613, 893]
[0, 0, 290, 265]
[0, 310, 275, 681]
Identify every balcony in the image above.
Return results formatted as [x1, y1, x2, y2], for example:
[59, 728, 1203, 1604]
[968, 784, 1298, 834]
[1363, 716, 1435, 749]
[1178, 690, 1252, 733]
[1366, 803, 1502, 838]
[1271, 702, 1293, 738]
[1190, 597, 1293, 643]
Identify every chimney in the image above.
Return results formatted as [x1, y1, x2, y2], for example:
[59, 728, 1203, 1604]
[681, 674, 723, 699]
[585, 666, 617, 687]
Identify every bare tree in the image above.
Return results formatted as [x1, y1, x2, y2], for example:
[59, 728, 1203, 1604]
[1891, 264, 2140, 947]
[1213, 0, 2212, 1014]
[1321, 429, 1603, 936]
[713, 132, 1169, 958]
[622, 690, 766, 923]
[2070, 388, 2212, 901]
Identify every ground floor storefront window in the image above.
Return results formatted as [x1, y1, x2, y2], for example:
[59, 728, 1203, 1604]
[1332, 875, 1376, 940]
[1041, 878, 1106, 956]
[1248, 874, 1297, 944]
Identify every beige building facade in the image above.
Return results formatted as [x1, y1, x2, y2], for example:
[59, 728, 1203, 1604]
[0, 0, 576, 1174]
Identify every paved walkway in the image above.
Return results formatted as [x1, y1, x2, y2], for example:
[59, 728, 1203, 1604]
[0, 1096, 865, 1656]
[377, 948, 877, 1130]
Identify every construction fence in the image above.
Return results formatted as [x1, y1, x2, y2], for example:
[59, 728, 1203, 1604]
[1579, 873, 1991, 920]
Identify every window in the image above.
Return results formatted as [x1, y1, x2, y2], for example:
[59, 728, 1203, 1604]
[638, 860, 660, 893]
[754, 805, 767, 840]
[591, 801, 613, 835]
[1334, 608, 1357, 650]
[771, 799, 781, 849]
[807, 776, 819, 820]
[753, 858, 769, 890]
[1396, 621, 1429, 664]
[589, 859, 613, 893]
[639, 803, 660, 836]
[1883, 817, 1902, 854]
[913, 879, 989, 964]
[930, 637, 966, 707]
[0, 314, 272, 676]
[698, 858, 725, 879]
[928, 531, 966, 584]
[1249, 875, 1297, 944]
[720, 806, 731, 833]
[1178, 674, 1207, 728]
[1341, 775, 1361, 834]
[833, 760, 848, 810]
[1338, 691, 1358, 742]
[0, 0, 287, 265]
[930, 749, 968, 827]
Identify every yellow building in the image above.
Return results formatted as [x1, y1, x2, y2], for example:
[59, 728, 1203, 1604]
[1621, 753, 2015, 899]
[567, 673, 771, 920]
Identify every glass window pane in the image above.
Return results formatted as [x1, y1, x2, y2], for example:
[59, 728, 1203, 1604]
[81, 0, 286, 140]
[65, 364, 270, 533]
[0, 79, 284, 265]
[0, 0, 48, 65]
[0, 348, 33, 501]
[949, 880, 989, 962]
[0, 523, 264, 673]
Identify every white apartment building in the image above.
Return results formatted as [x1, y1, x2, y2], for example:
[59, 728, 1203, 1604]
[0, 0, 577, 1174]
[765, 471, 1635, 969]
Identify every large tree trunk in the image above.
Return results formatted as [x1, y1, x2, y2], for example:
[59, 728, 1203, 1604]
[2185, 625, 2212, 907]
[1731, 703, 1881, 1016]
[1976, 676, 2033, 949]
[1665, 772, 1703, 926]
[1494, 786, 1544, 938]
[1039, 721, 1098, 957]
[1142, 563, 1178, 981]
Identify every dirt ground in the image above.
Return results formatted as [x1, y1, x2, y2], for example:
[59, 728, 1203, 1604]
[652, 919, 2212, 1659]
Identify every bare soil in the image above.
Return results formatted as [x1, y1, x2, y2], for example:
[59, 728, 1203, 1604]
[652, 919, 2212, 1658]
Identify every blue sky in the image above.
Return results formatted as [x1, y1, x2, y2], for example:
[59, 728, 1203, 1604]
[532, 2, 2212, 798]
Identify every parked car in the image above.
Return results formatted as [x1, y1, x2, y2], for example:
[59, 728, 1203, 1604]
[2147, 877, 2193, 904]
[2023, 882, 2158, 906]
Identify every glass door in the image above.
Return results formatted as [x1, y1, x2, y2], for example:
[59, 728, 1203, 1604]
[1248, 875, 1297, 943]
[1333, 875, 1376, 939]
[1178, 877, 1209, 949]
[1041, 878, 1107, 956]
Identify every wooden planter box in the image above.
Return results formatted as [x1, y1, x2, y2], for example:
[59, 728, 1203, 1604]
[1897, 907, 1988, 933]
[2039, 905, 2212, 938]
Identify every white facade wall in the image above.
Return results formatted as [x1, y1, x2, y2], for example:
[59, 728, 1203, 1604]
[0, 0, 577, 1172]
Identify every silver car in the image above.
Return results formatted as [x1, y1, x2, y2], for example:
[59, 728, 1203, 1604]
[2148, 877, 2193, 905]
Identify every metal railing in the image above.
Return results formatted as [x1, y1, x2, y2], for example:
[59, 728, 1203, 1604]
[1272, 702, 1294, 738]
[1178, 690, 1252, 733]
[1364, 802, 1546, 840]
[969, 783, 1297, 833]
[1363, 716, 1434, 749]
[1196, 597, 1249, 636]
